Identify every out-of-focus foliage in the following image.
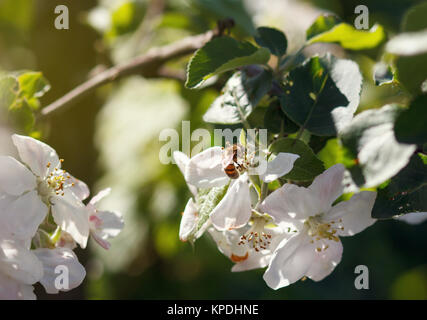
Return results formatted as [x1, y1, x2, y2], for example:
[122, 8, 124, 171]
[1, 0, 426, 299]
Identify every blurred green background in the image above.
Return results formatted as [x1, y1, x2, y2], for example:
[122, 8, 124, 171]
[0, 0, 426, 299]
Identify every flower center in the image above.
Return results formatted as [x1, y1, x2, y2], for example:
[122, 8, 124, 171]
[37, 160, 74, 202]
[238, 218, 271, 252]
[305, 216, 344, 252]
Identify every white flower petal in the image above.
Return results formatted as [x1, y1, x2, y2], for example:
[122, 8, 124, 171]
[260, 184, 318, 223]
[33, 247, 86, 294]
[0, 191, 48, 242]
[12, 134, 60, 179]
[325, 191, 377, 236]
[308, 164, 345, 214]
[259, 153, 299, 183]
[51, 190, 90, 249]
[67, 174, 90, 201]
[90, 210, 124, 249]
[263, 232, 315, 290]
[173, 151, 197, 195]
[0, 273, 36, 300]
[0, 156, 36, 196]
[0, 239, 43, 285]
[210, 177, 251, 231]
[179, 198, 198, 241]
[396, 212, 427, 225]
[89, 188, 111, 206]
[306, 239, 343, 281]
[185, 147, 229, 188]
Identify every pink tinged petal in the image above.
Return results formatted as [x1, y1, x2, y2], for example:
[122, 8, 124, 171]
[12, 134, 60, 179]
[396, 212, 427, 225]
[210, 177, 251, 231]
[185, 147, 229, 189]
[89, 188, 111, 206]
[51, 190, 90, 249]
[0, 239, 43, 285]
[260, 184, 319, 223]
[308, 164, 346, 214]
[259, 153, 300, 183]
[0, 273, 36, 300]
[325, 191, 377, 237]
[263, 232, 316, 290]
[0, 156, 36, 196]
[33, 247, 86, 294]
[179, 198, 198, 241]
[0, 191, 48, 242]
[173, 151, 197, 196]
[306, 239, 343, 281]
[94, 210, 124, 236]
[66, 174, 90, 201]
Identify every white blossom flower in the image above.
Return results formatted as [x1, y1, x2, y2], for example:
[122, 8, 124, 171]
[0, 238, 43, 300]
[259, 164, 377, 290]
[0, 134, 90, 248]
[86, 188, 124, 249]
[208, 218, 294, 272]
[184, 146, 299, 231]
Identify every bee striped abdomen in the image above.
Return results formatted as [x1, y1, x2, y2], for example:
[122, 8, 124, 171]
[224, 163, 239, 179]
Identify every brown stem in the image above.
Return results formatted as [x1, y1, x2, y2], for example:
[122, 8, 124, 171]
[40, 30, 214, 117]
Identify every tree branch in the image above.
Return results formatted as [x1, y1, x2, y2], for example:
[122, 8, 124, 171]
[40, 30, 214, 117]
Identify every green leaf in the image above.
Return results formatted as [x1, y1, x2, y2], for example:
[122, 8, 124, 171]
[373, 62, 394, 86]
[202, 70, 272, 124]
[107, 0, 145, 38]
[306, 14, 341, 40]
[340, 104, 417, 188]
[270, 138, 324, 181]
[401, 1, 427, 32]
[394, 95, 427, 145]
[372, 153, 427, 219]
[188, 184, 229, 243]
[264, 100, 298, 134]
[8, 99, 35, 133]
[255, 27, 287, 56]
[0, 76, 18, 110]
[280, 54, 361, 136]
[17, 71, 50, 104]
[308, 23, 386, 50]
[185, 36, 270, 89]
[317, 138, 353, 169]
[194, 0, 256, 36]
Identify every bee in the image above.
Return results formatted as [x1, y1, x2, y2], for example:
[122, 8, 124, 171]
[222, 143, 246, 179]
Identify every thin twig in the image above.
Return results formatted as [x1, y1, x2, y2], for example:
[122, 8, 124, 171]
[40, 30, 214, 117]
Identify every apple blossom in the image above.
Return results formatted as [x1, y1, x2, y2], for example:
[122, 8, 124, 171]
[0, 134, 90, 248]
[208, 218, 295, 272]
[86, 188, 124, 250]
[260, 164, 377, 290]
[184, 146, 299, 231]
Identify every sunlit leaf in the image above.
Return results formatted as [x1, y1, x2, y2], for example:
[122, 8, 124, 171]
[340, 104, 416, 188]
[306, 14, 341, 40]
[203, 70, 272, 124]
[185, 36, 270, 88]
[308, 23, 386, 50]
[280, 54, 361, 136]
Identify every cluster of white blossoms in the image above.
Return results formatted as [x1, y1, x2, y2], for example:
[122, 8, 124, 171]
[0, 134, 124, 299]
[174, 145, 377, 290]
